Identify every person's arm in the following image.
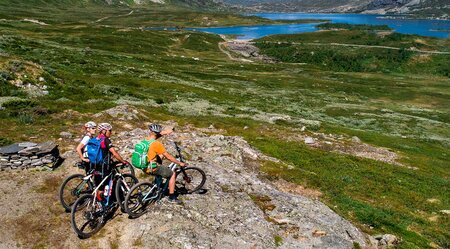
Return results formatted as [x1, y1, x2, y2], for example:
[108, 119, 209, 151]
[162, 151, 186, 167]
[109, 147, 128, 164]
[76, 143, 89, 162]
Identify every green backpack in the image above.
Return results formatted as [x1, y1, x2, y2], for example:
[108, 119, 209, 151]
[131, 139, 156, 169]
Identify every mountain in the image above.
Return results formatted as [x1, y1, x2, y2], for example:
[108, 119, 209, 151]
[0, 0, 222, 8]
[219, 0, 450, 17]
[361, 0, 450, 16]
[220, 0, 372, 13]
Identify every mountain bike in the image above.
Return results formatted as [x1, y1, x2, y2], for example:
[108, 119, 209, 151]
[124, 142, 206, 218]
[59, 161, 135, 212]
[70, 163, 138, 239]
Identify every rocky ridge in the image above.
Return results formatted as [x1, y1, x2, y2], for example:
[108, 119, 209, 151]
[0, 105, 403, 248]
[71, 125, 375, 248]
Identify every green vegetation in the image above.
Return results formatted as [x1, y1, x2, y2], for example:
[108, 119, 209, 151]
[0, 2, 449, 248]
[274, 235, 283, 247]
[255, 30, 450, 76]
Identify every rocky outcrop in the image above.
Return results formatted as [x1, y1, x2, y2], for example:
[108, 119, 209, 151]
[97, 125, 374, 248]
[0, 141, 60, 170]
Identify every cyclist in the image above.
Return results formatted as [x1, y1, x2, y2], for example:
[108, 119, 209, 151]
[146, 123, 186, 204]
[76, 121, 97, 173]
[95, 123, 130, 200]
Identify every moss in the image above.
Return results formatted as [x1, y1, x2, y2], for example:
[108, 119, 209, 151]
[274, 235, 283, 247]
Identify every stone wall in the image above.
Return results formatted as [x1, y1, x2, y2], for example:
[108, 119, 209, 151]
[0, 141, 60, 170]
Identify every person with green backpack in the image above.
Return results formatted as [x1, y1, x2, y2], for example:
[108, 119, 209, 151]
[131, 124, 186, 204]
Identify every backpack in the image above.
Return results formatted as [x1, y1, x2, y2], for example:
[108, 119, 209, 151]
[86, 137, 104, 165]
[131, 139, 156, 169]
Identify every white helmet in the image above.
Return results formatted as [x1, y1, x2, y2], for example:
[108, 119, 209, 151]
[98, 123, 113, 131]
[148, 123, 162, 133]
[84, 121, 97, 129]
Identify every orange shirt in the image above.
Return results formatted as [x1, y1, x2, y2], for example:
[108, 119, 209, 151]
[146, 140, 166, 163]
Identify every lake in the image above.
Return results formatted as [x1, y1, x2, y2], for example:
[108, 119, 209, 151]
[190, 13, 450, 40]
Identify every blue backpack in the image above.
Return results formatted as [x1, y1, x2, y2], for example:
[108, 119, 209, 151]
[86, 137, 104, 165]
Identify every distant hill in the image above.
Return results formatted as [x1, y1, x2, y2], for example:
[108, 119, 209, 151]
[219, 0, 450, 18]
[0, 0, 222, 9]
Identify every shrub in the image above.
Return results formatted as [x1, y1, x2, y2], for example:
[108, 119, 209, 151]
[0, 137, 13, 146]
[2, 99, 37, 110]
[18, 113, 34, 124]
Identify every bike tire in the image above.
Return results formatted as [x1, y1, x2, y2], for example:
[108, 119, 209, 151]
[70, 194, 105, 239]
[124, 181, 157, 219]
[59, 174, 93, 212]
[175, 166, 206, 194]
[115, 173, 139, 213]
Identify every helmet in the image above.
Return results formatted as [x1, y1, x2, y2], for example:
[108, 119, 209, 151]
[98, 123, 113, 131]
[148, 123, 162, 133]
[84, 121, 97, 129]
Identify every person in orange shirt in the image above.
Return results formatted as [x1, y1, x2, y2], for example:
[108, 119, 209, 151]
[146, 123, 186, 204]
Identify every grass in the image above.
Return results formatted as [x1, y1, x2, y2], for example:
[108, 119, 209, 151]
[0, 2, 449, 248]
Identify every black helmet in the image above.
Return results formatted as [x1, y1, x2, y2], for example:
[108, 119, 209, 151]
[149, 123, 162, 133]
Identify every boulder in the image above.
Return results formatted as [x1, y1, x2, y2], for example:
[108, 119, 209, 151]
[304, 136, 315, 144]
[439, 210, 450, 215]
[351, 136, 361, 143]
[375, 234, 401, 248]
[59, 132, 72, 139]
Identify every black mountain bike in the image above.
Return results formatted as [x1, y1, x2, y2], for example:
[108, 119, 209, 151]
[70, 163, 138, 239]
[124, 142, 206, 218]
[59, 161, 135, 212]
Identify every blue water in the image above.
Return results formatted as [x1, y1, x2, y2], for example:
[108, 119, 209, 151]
[191, 13, 450, 40]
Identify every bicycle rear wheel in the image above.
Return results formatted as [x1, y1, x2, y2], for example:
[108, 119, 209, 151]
[175, 167, 206, 194]
[124, 181, 157, 219]
[59, 174, 93, 212]
[115, 173, 139, 213]
[71, 194, 105, 239]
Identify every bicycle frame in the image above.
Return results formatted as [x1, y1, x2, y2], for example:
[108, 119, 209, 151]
[136, 142, 189, 202]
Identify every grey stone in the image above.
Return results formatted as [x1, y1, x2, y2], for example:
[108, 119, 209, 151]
[440, 210, 450, 215]
[59, 132, 72, 139]
[351, 136, 361, 143]
[31, 159, 41, 163]
[375, 234, 401, 248]
[31, 161, 43, 167]
[18, 142, 37, 148]
[304, 136, 315, 144]
[0, 143, 22, 155]
[22, 159, 32, 165]
[10, 154, 21, 159]
[30, 156, 38, 159]
[36, 141, 58, 155]
[18, 147, 40, 155]
[13, 161, 22, 166]
[42, 158, 53, 164]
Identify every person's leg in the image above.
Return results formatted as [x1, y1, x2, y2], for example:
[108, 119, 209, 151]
[168, 172, 176, 195]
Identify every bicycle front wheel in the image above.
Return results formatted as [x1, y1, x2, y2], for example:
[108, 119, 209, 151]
[124, 181, 157, 219]
[115, 173, 139, 213]
[118, 163, 135, 177]
[175, 167, 206, 194]
[71, 194, 105, 239]
[59, 174, 93, 212]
